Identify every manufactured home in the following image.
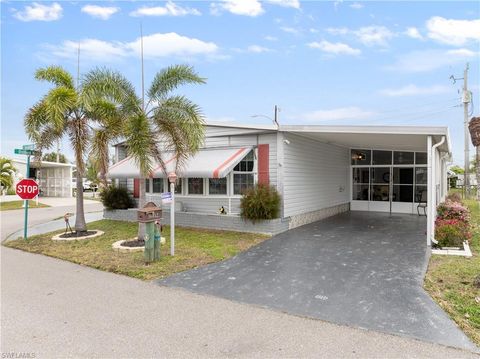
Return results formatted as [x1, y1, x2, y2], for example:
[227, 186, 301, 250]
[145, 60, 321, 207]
[107, 123, 451, 246]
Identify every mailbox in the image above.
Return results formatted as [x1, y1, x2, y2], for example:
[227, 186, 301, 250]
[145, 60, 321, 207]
[137, 202, 162, 223]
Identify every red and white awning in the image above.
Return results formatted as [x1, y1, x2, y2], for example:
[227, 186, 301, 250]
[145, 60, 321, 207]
[108, 147, 252, 179]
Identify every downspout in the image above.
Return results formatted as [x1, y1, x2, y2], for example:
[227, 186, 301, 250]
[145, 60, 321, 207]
[429, 136, 445, 246]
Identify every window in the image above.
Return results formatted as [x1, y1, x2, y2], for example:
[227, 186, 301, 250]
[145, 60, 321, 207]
[145, 179, 150, 193]
[174, 179, 182, 194]
[394, 151, 414, 164]
[351, 149, 371, 165]
[233, 151, 255, 195]
[153, 178, 163, 193]
[118, 179, 127, 189]
[415, 167, 427, 203]
[352, 168, 369, 200]
[370, 167, 390, 202]
[372, 150, 392, 165]
[188, 178, 204, 195]
[209, 178, 227, 195]
[415, 152, 427, 165]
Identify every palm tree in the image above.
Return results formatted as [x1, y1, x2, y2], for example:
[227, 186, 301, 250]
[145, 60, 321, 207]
[0, 157, 17, 194]
[84, 65, 206, 240]
[24, 66, 128, 233]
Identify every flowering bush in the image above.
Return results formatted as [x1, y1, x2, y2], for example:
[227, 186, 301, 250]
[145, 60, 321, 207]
[436, 200, 470, 223]
[434, 218, 472, 247]
[435, 200, 472, 247]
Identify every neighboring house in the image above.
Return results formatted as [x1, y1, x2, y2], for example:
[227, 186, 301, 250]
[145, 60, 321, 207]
[455, 173, 478, 187]
[108, 123, 451, 246]
[11, 158, 74, 197]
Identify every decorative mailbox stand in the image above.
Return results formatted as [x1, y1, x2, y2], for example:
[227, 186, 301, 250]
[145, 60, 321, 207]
[138, 202, 162, 263]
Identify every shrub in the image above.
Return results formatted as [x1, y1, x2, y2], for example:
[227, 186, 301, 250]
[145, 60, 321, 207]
[100, 186, 134, 210]
[434, 219, 471, 247]
[437, 200, 470, 223]
[446, 192, 463, 203]
[240, 184, 281, 222]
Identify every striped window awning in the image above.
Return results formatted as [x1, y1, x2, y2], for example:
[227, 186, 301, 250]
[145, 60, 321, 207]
[108, 147, 252, 179]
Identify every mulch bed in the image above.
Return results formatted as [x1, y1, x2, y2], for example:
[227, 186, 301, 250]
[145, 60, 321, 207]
[122, 239, 145, 247]
[59, 231, 98, 239]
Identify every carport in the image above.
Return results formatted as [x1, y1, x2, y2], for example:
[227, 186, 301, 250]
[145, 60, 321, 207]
[159, 211, 476, 351]
[279, 125, 451, 246]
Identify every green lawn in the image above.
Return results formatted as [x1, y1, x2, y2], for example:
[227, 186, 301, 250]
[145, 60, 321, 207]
[424, 198, 480, 346]
[4, 219, 270, 280]
[0, 200, 50, 211]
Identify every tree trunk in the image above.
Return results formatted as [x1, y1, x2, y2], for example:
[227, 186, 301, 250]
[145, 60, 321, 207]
[75, 173, 87, 233]
[137, 177, 146, 240]
[477, 146, 480, 201]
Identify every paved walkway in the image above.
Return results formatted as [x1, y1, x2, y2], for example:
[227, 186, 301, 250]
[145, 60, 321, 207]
[2, 247, 478, 358]
[160, 212, 478, 352]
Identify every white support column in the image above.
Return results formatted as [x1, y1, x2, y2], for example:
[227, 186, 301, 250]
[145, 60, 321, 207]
[276, 131, 285, 219]
[427, 136, 433, 246]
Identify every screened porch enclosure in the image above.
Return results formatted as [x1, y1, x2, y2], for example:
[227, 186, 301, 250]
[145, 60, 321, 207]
[351, 149, 428, 214]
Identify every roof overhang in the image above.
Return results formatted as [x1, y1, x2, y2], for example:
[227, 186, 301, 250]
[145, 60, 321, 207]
[11, 159, 75, 168]
[279, 125, 451, 153]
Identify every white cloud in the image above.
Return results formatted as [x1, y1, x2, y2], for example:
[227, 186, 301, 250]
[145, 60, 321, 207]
[303, 107, 375, 122]
[426, 16, 480, 46]
[280, 26, 300, 34]
[264, 35, 278, 41]
[42, 33, 219, 62]
[354, 26, 394, 46]
[386, 48, 477, 73]
[210, 0, 263, 17]
[308, 41, 361, 56]
[350, 2, 364, 9]
[247, 45, 272, 53]
[81, 5, 119, 20]
[404, 27, 423, 40]
[131, 1, 201, 17]
[13, 2, 62, 22]
[265, 0, 301, 9]
[379, 84, 450, 97]
[326, 27, 349, 35]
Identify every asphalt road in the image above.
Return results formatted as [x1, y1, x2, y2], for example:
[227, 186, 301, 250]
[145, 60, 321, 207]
[1, 247, 478, 358]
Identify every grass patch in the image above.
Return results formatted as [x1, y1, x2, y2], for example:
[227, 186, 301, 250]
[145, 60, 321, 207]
[3, 219, 270, 280]
[0, 200, 50, 211]
[424, 198, 480, 346]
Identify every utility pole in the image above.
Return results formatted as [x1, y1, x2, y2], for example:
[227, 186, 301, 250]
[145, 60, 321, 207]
[463, 63, 470, 198]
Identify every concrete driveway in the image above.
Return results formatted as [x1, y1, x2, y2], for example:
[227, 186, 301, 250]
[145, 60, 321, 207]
[159, 211, 477, 352]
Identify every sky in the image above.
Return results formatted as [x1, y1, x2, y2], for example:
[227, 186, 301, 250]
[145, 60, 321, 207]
[1, 0, 479, 166]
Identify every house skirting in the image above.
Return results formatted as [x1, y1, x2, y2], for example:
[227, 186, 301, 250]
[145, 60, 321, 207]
[103, 209, 290, 235]
[288, 203, 350, 229]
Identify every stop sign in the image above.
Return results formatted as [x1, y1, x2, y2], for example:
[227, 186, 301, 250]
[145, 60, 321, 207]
[16, 179, 39, 200]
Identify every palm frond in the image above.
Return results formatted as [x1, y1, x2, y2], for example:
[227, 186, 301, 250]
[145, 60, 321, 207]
[81, 68, 140, 115]
[147, 65, 206, 104]
[44, 87, 77, 130]
[67, 117, 90, 174]
[125, 113, 155, 177]
[35, 66, 75, 89]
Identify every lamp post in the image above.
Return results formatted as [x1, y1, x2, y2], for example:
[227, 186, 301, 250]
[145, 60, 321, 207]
[168, 172, 177, 256]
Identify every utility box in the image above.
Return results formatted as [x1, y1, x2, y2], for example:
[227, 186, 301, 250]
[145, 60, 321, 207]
[137, 202, 162, 223]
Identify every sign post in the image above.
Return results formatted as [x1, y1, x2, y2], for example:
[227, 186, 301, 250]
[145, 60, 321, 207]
[167, 172, 177, 256]
[14, 146, 39, 240]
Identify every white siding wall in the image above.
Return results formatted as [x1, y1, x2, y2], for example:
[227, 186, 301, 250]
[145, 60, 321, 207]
[283, 133, 350, 218]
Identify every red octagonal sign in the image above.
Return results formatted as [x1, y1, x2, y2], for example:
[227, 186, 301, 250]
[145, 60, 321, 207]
[16, 179, 39, 200]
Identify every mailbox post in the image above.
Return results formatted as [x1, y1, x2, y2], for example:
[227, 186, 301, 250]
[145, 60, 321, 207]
[137, 202, 162, 263]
